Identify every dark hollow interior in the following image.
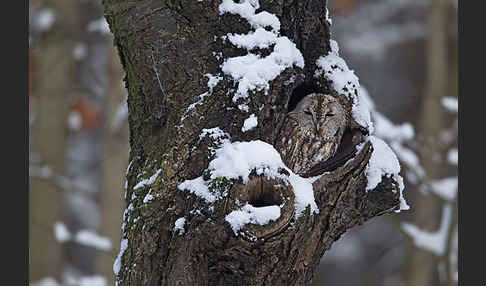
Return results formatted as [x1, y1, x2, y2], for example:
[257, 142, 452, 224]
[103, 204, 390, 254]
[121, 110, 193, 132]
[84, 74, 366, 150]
[248, 185, 283, 208]
[287, 82, 320, 112]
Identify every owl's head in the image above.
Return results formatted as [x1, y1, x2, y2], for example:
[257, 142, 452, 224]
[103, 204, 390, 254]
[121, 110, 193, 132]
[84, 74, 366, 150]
[289, 93, 347, 138]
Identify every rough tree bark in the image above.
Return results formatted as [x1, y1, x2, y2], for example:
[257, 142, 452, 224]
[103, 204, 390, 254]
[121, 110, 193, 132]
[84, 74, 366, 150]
[103, 1, 403, 285]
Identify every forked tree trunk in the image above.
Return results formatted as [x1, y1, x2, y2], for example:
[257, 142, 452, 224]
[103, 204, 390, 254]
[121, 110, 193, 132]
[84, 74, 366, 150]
[103, 1, 402, 285]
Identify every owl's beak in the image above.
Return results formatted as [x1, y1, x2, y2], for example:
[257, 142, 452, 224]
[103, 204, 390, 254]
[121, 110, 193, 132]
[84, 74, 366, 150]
[311, 110, 321, 135]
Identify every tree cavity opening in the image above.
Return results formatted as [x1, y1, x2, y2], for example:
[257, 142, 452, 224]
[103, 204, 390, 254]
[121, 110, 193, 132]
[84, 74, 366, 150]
[287, 82, 320, 112]
[248, 180, 283, 208]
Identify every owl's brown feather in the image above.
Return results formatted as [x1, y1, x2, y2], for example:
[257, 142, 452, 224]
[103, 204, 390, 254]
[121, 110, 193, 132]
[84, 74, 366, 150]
[276, 93, 348, 175]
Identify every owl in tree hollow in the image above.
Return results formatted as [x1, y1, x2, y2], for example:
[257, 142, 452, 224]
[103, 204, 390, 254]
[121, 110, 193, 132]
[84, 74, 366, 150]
[276, 93, 348, 175]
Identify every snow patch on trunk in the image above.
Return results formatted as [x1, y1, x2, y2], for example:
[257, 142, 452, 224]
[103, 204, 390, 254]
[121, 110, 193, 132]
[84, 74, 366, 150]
[315, 40, 373, 133]
[113, 238, 128, 275]
[219, 0, 304, 101]
[173, 217, 186, 235]
[178, 140, 319, 222]
[241, 114, 258, 132]
[134, 169, 162, 190]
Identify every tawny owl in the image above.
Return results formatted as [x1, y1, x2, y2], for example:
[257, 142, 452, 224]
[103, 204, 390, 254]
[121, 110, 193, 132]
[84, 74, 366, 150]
[276, 93, 348, 175]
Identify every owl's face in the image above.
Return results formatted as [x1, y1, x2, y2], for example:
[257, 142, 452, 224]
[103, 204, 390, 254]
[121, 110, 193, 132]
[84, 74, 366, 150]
[289, 93, 347, 140]
[278, 93, 348, 174]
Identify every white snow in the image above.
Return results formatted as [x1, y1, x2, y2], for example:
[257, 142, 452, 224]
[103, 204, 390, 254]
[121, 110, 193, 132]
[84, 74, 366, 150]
[447, 148, 458, 165]
[441, 97, 458, 113]
[315, 40, 373, 133]
[73, 42, 87, 61]
[143, 190, 155, 203]
[428, 177, 458, 201]
[225, 203, 281, 235]
[241, 114, 258, 132]
[111, 99, 129, 132]
[77, 276, 107, 286]
[67, 111, 83, 131]
[227, 28, 278, 50]
[53, 222, 71, 243]
[30, 277, 59, 286]
[208, 140, 284, 183]
[365, 136, 409, 212]
[74, 230, 112, 251]
[31, 276, 106, 286]
[219, 0, 304, 101]
[373, 113, 414, 142]
[113, 238, 128, 275]
[401, 203, 453, 256]
[206, 73, 223, 91]
[219, 0, 280, 32]
[365, 136, 401, 190]
[35, 9, 55, 32]
[173, 217, 186, 235]
[325, 8, 332, 25]
[221, 37, 304, 101]
[199, 127, 230, 143]
[87, 18, 111, 35]
[134, 169, 162, 190]
[238, 104, 249, 112]
[362, 86, 422, 184]
[351, 89, 413, 211]
[177, 176, 219, 203]
[288, 173, 321, 215]
[179, 140, 318, 218]
[182, 74, 222, 121]
[126, 160, 133, 175]
[389, 141, 424, 178]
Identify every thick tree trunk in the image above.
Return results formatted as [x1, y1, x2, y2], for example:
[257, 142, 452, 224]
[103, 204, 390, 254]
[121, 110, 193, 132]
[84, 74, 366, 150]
[103, 1, 403, 285]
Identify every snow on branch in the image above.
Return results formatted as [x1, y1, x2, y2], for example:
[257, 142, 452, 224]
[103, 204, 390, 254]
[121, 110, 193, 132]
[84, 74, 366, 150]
[313, 35, 410, 211]
[366, 136, 409, 212]
[315, 40, 373, 133]
[428, 177, 458, 202]
[53, 222, 112, 251]
[401, 204, 453, 256]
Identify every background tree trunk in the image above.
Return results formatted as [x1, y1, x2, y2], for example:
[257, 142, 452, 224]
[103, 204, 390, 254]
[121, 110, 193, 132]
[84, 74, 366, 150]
[403, 0, 458, 285]
[60, 0, 111, 281]
[29, 0, 77, 281]
[103, 1, 403, 285]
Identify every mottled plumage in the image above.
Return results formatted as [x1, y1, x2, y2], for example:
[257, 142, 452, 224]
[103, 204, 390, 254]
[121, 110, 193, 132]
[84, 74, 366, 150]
[276, 93, 347, 175]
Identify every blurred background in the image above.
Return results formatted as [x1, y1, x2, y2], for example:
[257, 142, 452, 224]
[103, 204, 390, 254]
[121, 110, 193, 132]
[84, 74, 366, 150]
[28, 0, 458, 285]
